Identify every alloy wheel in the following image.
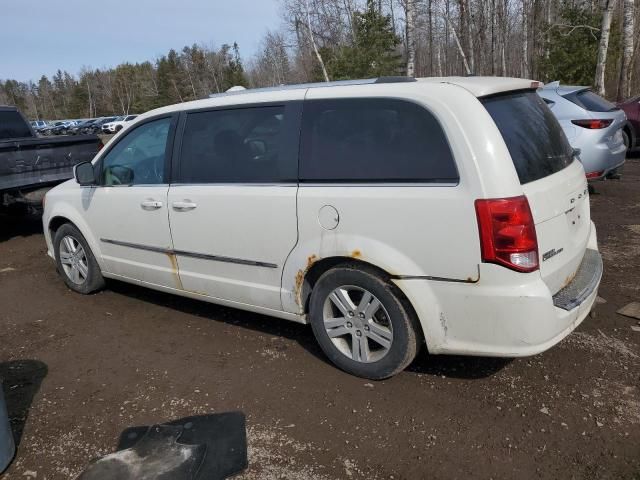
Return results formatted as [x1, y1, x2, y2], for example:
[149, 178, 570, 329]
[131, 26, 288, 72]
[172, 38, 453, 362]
[59, 235, 89, 285]
[322, 286, 393, 363]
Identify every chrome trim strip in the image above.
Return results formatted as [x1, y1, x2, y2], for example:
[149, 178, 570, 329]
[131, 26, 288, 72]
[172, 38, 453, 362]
[100, 238, 277, 269]
[101, 238, 169, 254]
[167, 183, 456, 187]
[394, 275, 478, 283]
[394, 265, 480, 283]
[173, 249, 277, 268]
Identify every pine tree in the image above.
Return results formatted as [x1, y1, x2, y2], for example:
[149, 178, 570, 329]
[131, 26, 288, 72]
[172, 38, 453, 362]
[324, 0, 402, 80]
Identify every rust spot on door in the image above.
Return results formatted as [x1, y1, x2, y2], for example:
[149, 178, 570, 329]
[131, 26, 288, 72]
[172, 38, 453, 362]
[166, 252, 184, 290]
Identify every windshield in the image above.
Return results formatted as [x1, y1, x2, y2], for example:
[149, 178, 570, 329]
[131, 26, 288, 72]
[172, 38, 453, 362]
[565, 89, 618, 112]
[482, 90, 574, 184]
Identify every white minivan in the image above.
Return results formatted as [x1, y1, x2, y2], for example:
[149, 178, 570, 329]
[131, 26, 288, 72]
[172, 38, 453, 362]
[42, 77, 603, 379]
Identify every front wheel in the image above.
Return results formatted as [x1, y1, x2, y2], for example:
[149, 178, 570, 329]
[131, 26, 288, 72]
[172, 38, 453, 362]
[53, 223, 105, 294]
[309, 265, 420, 379]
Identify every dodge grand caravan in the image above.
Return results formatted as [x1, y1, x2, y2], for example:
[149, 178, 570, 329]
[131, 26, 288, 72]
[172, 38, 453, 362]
[42, 77, 603, 379]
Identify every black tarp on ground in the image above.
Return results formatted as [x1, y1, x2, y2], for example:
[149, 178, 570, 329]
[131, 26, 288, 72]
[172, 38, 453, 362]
[78, 413, 247, 480]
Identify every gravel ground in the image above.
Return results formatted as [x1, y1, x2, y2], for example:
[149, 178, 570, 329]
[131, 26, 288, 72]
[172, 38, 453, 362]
[1, 157, 639, 479]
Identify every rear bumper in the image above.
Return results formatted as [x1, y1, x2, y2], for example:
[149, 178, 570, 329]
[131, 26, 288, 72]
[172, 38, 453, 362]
[394, 230, 602, 358]
[552, 249, 602, 310]
[580, 141, 626, 181]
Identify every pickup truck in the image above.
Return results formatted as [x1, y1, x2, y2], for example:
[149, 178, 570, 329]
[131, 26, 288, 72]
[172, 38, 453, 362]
[0, 106, 102, 214]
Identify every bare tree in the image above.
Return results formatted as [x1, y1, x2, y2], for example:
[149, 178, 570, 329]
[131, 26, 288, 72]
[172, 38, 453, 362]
[594, 0, 616, 96]
[406, 0, 417, 76]
[617, 0, 635, 100]
[304, 0, 330, 81]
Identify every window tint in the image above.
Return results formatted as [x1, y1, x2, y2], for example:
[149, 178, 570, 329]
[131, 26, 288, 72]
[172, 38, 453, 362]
[100, 117, 171, 186]
[299, 98, 457, 182]
[482, 91, 574, 184]
[565, 89, 618, 112]
[0, 110, 32, 139]
[179, 105, 296, 183]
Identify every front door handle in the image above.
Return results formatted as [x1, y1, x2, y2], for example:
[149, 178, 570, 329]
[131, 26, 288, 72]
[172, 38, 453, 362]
[141, 200, 163, 210]
[172, 201, 197, 211]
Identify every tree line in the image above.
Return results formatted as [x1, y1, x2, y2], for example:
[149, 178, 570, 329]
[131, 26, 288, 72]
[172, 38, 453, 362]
[1, 0, 638, 121]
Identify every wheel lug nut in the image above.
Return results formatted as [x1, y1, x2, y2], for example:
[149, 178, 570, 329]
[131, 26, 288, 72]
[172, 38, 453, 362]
[356, 330, 362, 337]
[348, 311, 354, 317]
[364, 325, 370, 331]
[346, 322, 353, 328]
[358, 312, 365, 318]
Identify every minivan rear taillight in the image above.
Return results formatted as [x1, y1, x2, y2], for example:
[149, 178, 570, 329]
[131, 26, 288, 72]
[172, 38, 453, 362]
[571, 119, 613, 129]
[474, 196, 539, 273]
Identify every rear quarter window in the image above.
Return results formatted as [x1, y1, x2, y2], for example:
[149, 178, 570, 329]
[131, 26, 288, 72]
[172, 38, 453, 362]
[482, 91, 574, 184]
[299, 98, 458, 183]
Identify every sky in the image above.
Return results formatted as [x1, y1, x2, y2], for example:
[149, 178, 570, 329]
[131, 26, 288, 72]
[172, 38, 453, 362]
[0, 0, 281, 83]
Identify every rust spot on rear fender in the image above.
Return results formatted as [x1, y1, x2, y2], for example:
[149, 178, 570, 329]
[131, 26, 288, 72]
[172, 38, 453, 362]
[294, 254, 319, 308]
[351, 249, 362, 259]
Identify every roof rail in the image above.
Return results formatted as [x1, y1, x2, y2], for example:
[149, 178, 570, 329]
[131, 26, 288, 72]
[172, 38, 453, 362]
[374, 76, 417, 83]
[209, 77, 417, 98]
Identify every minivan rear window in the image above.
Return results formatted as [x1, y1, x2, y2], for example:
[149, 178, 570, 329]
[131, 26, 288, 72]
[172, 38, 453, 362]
[300, 98, 458, 183]
[565, 89, 618, 112]
[482, 91, 574, 184]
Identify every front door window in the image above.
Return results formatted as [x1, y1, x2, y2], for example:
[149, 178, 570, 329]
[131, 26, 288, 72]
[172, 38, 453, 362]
[100, 117, 171, 186]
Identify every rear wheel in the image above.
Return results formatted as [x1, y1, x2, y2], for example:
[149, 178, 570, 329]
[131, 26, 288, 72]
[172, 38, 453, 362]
[622, 130, 631, 150]
[309, 265, 420, 379]
[53, 223, 105, 294]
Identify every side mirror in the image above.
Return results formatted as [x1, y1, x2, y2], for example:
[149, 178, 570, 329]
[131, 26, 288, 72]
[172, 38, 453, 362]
[74, 162, 96, 186]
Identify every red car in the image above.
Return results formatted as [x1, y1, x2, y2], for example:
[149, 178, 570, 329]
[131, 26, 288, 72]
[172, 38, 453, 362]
[617, 96, 640, 149]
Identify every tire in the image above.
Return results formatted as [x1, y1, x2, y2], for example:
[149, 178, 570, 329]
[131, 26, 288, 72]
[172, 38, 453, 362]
[309, 265, 420, 379]
[622, 130, 630, 150]
[53, 223, 105, 294]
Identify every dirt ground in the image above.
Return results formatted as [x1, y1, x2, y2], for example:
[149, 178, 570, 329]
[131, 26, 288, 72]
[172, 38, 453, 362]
[1, 158, 639, 480]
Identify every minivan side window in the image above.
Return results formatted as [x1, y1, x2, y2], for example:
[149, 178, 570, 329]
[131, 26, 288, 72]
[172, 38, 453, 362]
[100, 117, 171, 186]
[178, 105, 296, 183]
[299, 98, 458, 183]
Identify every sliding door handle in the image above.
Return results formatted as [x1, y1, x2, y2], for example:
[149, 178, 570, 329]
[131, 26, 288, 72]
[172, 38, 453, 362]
[172, 201, 197, 211]
[141, 200, 163, 210]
